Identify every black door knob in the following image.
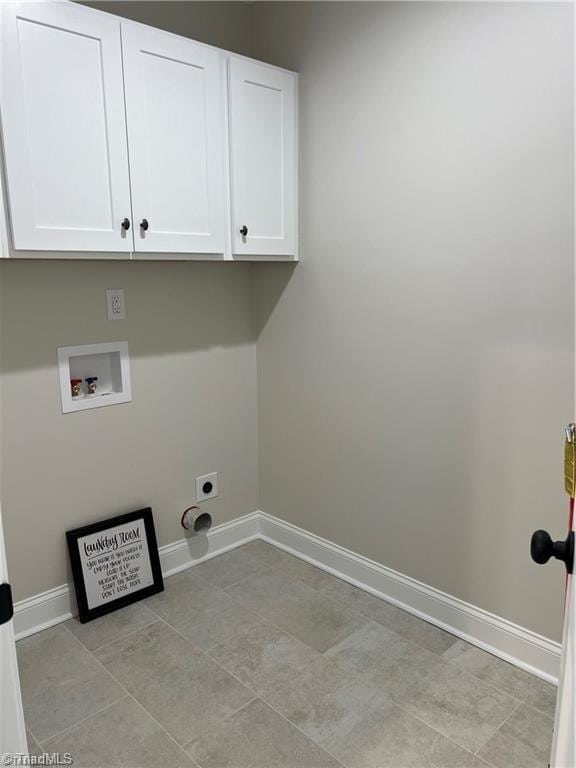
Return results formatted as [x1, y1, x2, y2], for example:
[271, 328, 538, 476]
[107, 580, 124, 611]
[240, 225, 248, 237]
[531, 529, 574, 573]
[140, 218, 149, 231]
[121, 217, 131, 231]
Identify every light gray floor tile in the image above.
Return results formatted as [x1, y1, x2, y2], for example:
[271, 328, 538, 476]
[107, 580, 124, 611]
[389, 657, 518, 753]
[429, 736, 492, 767]
[239, 540, 287, 565]
[209, 620, 385, 747]
[20, 547, 555, 768]
[289, 673, 391, 747]
[146, 570, 235, 623]
[225, 571, 316, 614]
[95, 621, 254, 745]
[444, 641, 557, 718]
[17, 625, 124, 741]
[477, 704, 553, 768]
[240, 542, 336, 590]
[193, 549, 271, 589]
[65, 603, 158, 651]
[377, 607, 458, 656]
[146, 569, 262, 649]
[324, 620, 423, 679]
[322, 696, 440, 768]
[266, 592, 370, 652]
[43, 696, 195, 767]
[323, 578, 458, 655]
[208, 621, 325, 697]
[186, 698, 341, 768]
[325, 622, 478, 741]
[26, 730, 43, 757]
[175, 601, 263, 651]
[277, 556, 338, 590]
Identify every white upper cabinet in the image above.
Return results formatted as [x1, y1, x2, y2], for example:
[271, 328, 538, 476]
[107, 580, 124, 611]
[0, 2, 133, 251]
[0, 1, 298, 260]
[121, 24, 225, 255]
[229, 59, 297, 258]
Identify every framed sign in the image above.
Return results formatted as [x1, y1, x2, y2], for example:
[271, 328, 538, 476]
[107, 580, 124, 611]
[67, 508, 164, 623]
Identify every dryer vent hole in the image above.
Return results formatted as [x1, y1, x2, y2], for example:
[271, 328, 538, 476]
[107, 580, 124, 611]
[194, 513, 212, 533]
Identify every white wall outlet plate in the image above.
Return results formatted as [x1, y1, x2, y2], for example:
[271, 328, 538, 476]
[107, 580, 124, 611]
[106, 289, 126, 320]
[196, 472, 218, 502]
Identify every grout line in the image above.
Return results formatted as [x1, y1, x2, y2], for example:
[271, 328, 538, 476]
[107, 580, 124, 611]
[154, 553, 334, 662]
[389, 699, 500, 768]
[178, 694, 259, 752]
[472, 700, 522, 758]
[25, 546, 553, 768]
[66, 616, 160, 655]
[124, 695, 202, 765]
[472, 698, 556, 762]
[439, 643, 557, 718]
[14, 654, 43, 754]
[209, 565, 274, 591]
[318, 580, 555, 715]
[208, 583, 528, 765]
[447, 667, 555, 720]
[518, 700, 557, 722]
[203, 618, 268, 654]
[151, 616, 347, 768]
[51, 614, 495, 768]
[60, 623, 198, 764]
[38, 696, 131, 745]
[430, 737, 495, 768]
[22, 722, 43, 752]
[106, 587, 551, 768]
[157, 551, 272, 594]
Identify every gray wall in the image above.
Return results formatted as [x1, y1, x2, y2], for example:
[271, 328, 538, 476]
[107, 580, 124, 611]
[2, 2, 573, 646]
[2, 1, 258, 602]
[82, 0, 254, 57]
[251, 2, 574, 641]
[1, 261, 259, 601]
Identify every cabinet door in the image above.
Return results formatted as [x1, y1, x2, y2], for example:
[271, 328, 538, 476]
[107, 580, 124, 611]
[229, 59, 297, 258]
[0, 2, 132, 252]
[122, 24, 225, 255]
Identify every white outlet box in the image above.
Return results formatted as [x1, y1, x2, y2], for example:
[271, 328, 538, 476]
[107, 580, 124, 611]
[106, 289, 126, 320]
[196, 472, 218, 502]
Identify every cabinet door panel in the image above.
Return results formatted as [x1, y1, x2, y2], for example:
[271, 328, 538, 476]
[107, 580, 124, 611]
[0, 2, 132, 251]
[229, 59, 297, 257]
[122, 24, 225, 254]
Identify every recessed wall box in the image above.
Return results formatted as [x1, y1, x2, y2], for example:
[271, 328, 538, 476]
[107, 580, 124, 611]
[57, 342, 131, 413]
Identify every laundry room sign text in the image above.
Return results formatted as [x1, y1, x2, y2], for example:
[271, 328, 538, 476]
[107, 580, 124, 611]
[67, 508, 164, 623]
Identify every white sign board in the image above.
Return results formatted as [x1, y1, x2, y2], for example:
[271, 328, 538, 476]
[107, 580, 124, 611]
[67, 508, 163, 623]
[79, 519, 154, 609]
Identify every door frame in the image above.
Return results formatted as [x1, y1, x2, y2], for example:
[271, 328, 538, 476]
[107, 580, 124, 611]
[549, 6, 576, 763]
[0, 78, 26, 746]
[0, 502, 27, 754]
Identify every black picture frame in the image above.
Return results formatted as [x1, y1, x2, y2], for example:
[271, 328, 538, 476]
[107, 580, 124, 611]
[66, 507, 164, 623]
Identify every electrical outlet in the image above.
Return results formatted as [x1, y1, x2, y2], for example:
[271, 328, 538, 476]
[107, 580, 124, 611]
[196, 472, 218, 502]
[106, 289, 126, 320]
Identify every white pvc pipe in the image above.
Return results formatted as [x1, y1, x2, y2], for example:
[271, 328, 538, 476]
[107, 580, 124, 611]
[181, 506, 213, 535]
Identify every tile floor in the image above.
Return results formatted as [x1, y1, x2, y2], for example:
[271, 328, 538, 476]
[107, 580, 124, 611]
[18, 541, 556, 768]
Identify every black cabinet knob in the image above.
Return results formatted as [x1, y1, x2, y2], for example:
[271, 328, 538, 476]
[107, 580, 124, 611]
[240, 225, 248, 237]
[121, 217, 131, 231]
[140, 218, 149, 231]
[531, 529, 574, 573]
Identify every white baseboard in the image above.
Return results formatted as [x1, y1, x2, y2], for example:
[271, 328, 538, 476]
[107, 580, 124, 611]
[13, 511, 260, 641]
[258, 511, 561, 685]
[13, 509, 561, 686]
